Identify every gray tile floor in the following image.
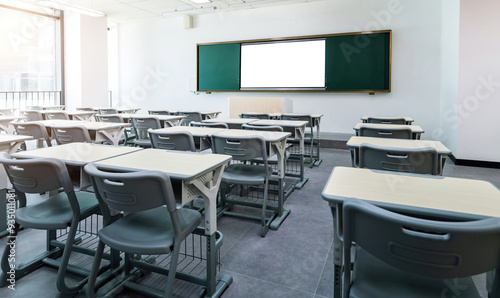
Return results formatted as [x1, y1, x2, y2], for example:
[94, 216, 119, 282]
[0, 148, 498, 298]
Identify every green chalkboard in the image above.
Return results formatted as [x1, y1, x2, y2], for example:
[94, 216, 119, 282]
[197, 43, 240, 91]
[325, 33, 390, 91]
[196, 30, 391, 93]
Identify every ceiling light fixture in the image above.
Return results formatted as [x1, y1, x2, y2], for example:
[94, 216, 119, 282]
[190, 0, 212, 3]
[162, 6, 216, 17]
[37, 0, 105, 17]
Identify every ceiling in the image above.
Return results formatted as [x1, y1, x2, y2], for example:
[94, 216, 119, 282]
[14, 0, 322, 22]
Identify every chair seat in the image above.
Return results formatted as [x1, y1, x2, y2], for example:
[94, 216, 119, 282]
[16, 191, 99, 230]
[252, 150, 290, 164]
[222, 164, 272, 185]
[98, 207, 202, 255]
[348, 247, 481, 298]
[286, 133, 314, 144]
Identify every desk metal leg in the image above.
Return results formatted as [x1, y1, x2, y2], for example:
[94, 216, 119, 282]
[331, 205, 342, 298]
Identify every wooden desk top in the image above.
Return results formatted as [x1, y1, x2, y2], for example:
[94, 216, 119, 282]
[353, 123, 424, 132]
[250, 119, 308, 128]
[360, 115, 414, 122]
[322, 167, 500, 219]
[151, 126, 226, 137]
[0, 134, 32, 144]
[346, 136, 451, 154]
[0, 116, 22, 121]
[94, 149, 232, 180]
[213, 129, 291, 142]
[38, 120, 131, 130]
[38, 110, 96, 116]
[12, 143, 142, 165]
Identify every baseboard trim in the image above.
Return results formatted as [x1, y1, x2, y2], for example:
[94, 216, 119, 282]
[451, 155, 500, 169]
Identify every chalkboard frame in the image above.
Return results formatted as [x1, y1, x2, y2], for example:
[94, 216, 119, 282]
[196, 29, 391, 94]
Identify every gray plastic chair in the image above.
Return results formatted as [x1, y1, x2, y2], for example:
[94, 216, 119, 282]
[211, 133, 273, 236]
[190, 121, 228, 129]
[280, 113, 316, 167]
[22, 110, 44, 121]
[98, 108, 118, 115]
[241, 124, 290, 165]
[359, 124, 413, 139]
[367, 116, 406, 124]
[359, 143, 440, 175]
[46, 111, 70, 120]
[342, 199, 500, 298]
[179, 111, 202, 126]
[130, 116, 161, 147]
[0, 152, 100, 296]
[12, 121, 53, 148]
[240, 113, 270, 119]
[148, 129, 196, 152]
[76, 107, 94, 111]
[148, 110, 171, 115]
[84, 163, 202, 298]
[52, 124, 92, 145]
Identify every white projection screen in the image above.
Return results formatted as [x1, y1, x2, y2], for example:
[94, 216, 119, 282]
[240, 39, 326, 89]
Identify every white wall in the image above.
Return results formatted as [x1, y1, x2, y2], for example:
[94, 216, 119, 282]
[457, 0, 500, 162]
[64, 13, 108, 110]
[115, 0, 443, 138]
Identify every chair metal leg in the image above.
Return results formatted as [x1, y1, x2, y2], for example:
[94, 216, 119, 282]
[260, 178, 270, 237]
[164, 242, 181, 298]
[85, 240, 105, 298]
[56, 218, 89, 297]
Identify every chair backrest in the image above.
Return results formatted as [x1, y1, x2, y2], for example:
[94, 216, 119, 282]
[0, 152, 73, 194]
[22, 110, 43, 121]
[130, 116, 161, 140]
[76, 107, 94, 111]
[241, 124, 283, 132]
[367, 116, 406, 124]
[26, 105, 42, 110]
[148, 110, 170, 115]
[240, 113, 270, 119]
[12, 122, 52, 147]
[358, 143, 439, 175]
[84, 163, 177, 214]
[96, 114, 124, 123]
[98, 108, 118, 115]
[280, 114, 313, 126]
[149, 130, 196, 152]
[52, 125, 92, 145]
[46, 111, 70, 120]
[359, 125, 412, 139]
[342, 199, 500, 298]
[179, 112, 202, 126]
[190, 121, 228, 129]
[211, 133, 268, 165]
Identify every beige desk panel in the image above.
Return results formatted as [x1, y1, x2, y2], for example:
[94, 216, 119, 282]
[346, 137, 451, 154]
[324, 167, 500, 218]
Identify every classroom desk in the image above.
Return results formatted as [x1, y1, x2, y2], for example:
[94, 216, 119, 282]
[213, 129, 292, 230]
[119, 113, 186, 127]
[93, 107, 141, 114]
[361, 115, 414, 125]
[0, 116, 23, 134]
[249, 119, 309, 188]
[0, 134, 33, 237]
[12, 143, 142, 190]
[203, 117, 256, 129]
[322, 166, 500, 298]
[94, 149, 233, 297]
[346, 136, 451, 174]
[37, 120, 131, 146]
[353, 123, 424, 139]
[37, 110, 96, 121]
[150, 126, 227, 151]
